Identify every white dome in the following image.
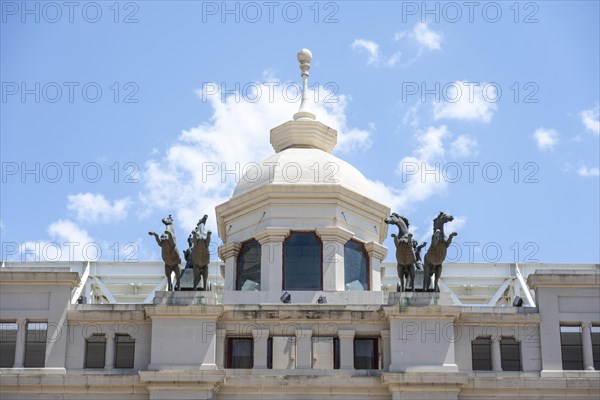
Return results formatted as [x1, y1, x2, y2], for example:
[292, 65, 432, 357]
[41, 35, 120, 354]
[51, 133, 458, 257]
[232, 148, 374, 199]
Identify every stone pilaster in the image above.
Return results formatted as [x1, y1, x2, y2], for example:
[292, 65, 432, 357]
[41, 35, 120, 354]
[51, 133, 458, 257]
[13, 318, 26, 368]
[491, 336, 502, 372]
[316, 227, 354, 291]
[365, 241, 387, 291]
[104, 331, 115, 370]
[381, 329, 391, 371]
[252, 329, 270, 369]
[255, 228, 290, 291]
[582, 323, 595, 371]
[218, 242, 241, 291]
[338, 329, 355, 370]
[295, 329, 313, 369]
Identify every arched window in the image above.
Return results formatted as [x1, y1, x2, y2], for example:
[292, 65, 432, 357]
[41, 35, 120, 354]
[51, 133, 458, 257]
[283, 232, 322, 290]
[236, 239, 261, 290]
[344, 240, 369, 290]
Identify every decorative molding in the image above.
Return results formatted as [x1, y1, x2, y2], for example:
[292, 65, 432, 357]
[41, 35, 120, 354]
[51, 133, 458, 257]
[254, 227, 290, 244]
[365, 241, 388, 260]
[315, 226, 354, 243]
[218, 242, 241, 261]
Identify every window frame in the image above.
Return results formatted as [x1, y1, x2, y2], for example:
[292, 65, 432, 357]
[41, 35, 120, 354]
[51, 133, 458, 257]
[24, 321, 47, 368]
[282, 231, 323, 291]
[85, 333, 107, 369]
[592, 325, 600, 370]
[236, 239, 262, 291]
[0, 322, 18, 368]
[471, 336, 492, 371]
[226, 337, 254, 369]
[560, 325, 584, 370]
[500, 336, 521, 371]
[353, 337, 379, 370]
[114, 333, 135, 369]
[343, 239, 371, 291]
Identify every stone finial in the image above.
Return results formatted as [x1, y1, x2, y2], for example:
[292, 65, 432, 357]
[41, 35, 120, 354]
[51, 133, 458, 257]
[293, 48, 316, 121]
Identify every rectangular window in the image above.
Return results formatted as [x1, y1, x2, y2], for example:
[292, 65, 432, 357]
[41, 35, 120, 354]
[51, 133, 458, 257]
[333, 338, 340, 370]
[25, 322, 47, 368]
[560, 325, 583, 370]
[85, 333, 106, 368]
[471, 337, 492, 371]
[312, 337, 334, 369]
[354, 338, 378, 370]
[226, 338, 253, 369]
[0, 322, 18, 368]
[114, 334, 135, 369]
[592, 325, 600, 371]
[500, 337, 521, 371]
[267, 337, 273, 369]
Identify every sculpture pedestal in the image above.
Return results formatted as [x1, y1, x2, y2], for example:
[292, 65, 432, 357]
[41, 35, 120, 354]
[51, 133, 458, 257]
[153, 290, 219, 305]
[178, 268, 195, 290]
[387, 291, 452, 306]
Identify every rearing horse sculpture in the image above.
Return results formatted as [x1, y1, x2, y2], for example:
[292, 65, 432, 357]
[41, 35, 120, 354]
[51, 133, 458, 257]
[191, 214, 212, 291]
[423, 211, 457, 292]
[384, 213, 417, 292]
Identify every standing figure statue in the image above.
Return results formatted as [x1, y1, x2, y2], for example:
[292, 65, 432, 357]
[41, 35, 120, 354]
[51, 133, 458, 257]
[191, 214, 212, 291]
[384, 213, 417, 292]
[423, 211, 458, 292]
[149, 215, 181, 291]
[413, 240, 427, 271]
[183, 234, 194, 270]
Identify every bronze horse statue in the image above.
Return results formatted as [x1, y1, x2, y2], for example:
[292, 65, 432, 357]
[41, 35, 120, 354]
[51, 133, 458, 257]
[191, 214, 212, 291]
[384, 213, 417, 292]
[423, 211, 457, 292]
[149, 215, 181, 291]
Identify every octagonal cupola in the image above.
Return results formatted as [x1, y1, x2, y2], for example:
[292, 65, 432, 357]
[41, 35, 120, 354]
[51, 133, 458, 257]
[216, 49, 390, 305]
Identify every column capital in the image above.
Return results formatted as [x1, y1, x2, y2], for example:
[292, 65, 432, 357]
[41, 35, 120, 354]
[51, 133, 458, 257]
[218, 242, 241, 260]
[252, 329, 271, 341]
[337, 329, 355, 339]
[254, 227, 290, 244]
[365, 241, 388, 260]
[315, 226, 354, 243]
[582, 322, 592, 329]
[380, 330, 390, 338]
[296, 329, 313, 339]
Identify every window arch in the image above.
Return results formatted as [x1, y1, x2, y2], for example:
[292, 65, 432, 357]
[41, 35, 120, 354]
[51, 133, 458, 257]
[344, 240, 370, 290]
[283, 232, 322, 290]
[236, 239, 261, 290]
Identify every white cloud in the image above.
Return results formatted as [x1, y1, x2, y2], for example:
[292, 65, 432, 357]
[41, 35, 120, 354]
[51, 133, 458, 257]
[450, 135, 478, 158]
[433, 81, 498, 123]
[411, 22, 443, 51]
[580, 105, 600, 135]
[48, 219, 93, 245]
[577, 165, 600, 177]
[533, 127, 559, 151]
[139, 79, 373, 234]
[67, 193, 131, 223]
[351, 39, 401, 68]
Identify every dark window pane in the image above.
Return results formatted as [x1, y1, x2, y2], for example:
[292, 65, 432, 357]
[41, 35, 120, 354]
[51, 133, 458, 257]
[0, 323, 18, 368]
[85, 334, 106, 368]
[472, 337, 492, 371]
[283, 233, 322, 291]
[115, 334, 135, 369]
[354, 338, 378, 370]
[25, 322, 47, 368]
[500, 338, 521, 371]
[267, 337, 273, 369]
[237, 240, 262, 290]
[333, 338, 340, 370]
[344, 240, 369, 291]
[560, 326, 583, 370]
[591, 326, 599, 370]
[228, 338, 253, 369]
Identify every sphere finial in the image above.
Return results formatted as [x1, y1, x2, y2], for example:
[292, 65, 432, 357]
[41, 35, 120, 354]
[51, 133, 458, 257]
[294, 48, 316, 121]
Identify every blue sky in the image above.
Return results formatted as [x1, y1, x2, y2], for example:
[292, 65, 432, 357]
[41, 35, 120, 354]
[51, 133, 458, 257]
[1, 1, 599, 264]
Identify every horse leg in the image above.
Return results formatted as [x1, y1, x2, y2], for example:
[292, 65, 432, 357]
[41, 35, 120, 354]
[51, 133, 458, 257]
[423, 263, 430, 291]
[397, 264, 404, 292]
[173, 267, 181, 291]
[202, 266, 209, 291]
[165, 265, 172, 291]
[434, 264, 443, 292]
[409, 264, 415, 291]
[192, 265, 200, 290]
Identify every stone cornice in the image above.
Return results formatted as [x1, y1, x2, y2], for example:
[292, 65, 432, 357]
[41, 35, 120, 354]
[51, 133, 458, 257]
[0, 269, 80, 288]
[527, 269, 600, 289]
[383, 305, 462, 319]
[144, 305, 224, 319]
[218, 242, 241, 260]
[254, 227, 291, 244]
[315, 226, 354, 242]
[365, 241, 388, 260]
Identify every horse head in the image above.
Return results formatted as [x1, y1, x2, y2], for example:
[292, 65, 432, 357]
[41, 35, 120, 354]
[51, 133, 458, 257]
[162, 214, 174, 227]
[433, 211, 454, 235]
[385, 213, 411, 238]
